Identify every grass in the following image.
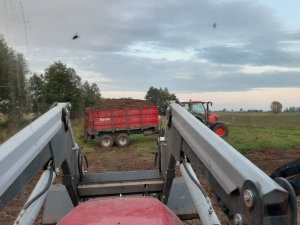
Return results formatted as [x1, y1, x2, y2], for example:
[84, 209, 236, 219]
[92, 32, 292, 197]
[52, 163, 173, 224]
[130, 134, 157, 158]
[219, 111, 300, 129]
[225, 126, 300, 152]
[155, 112, 300, 153]
[219, 112, 300, 152]
[1, 112, 300, 155]
[0, 118, 36, 144]
[0, 127, 17, 144]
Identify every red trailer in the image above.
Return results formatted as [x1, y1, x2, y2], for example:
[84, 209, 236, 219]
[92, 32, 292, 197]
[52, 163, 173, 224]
[84, 106, 159, 147]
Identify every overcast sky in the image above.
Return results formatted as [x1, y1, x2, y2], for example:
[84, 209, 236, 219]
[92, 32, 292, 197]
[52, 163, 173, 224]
[0, 0, 300, 110]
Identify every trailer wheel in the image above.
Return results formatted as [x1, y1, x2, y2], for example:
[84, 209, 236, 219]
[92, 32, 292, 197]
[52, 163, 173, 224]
[84, 134, 92, 143]
[212, 123, 229, 138]
[116, 133, 130, 147]
[100, 135, 114, 148]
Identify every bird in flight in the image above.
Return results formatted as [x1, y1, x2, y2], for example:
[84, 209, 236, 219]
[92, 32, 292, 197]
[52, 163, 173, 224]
[72, 33, 80, 40]
[213, 22, 217, 28]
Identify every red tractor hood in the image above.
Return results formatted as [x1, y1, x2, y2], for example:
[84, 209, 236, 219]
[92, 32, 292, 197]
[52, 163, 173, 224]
[208, 113, 220, 123]
[58, 196, 183, 225]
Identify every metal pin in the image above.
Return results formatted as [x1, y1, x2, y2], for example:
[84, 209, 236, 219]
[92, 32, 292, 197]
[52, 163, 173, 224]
[244, 189, 254, 208]
[234, 213, 243, 225]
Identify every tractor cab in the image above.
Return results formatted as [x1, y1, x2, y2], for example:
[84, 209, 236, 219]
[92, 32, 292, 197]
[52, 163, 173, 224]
[181, 101, 210, 125]
[181, 100, 229, 138]
[182, 101, 205, 116]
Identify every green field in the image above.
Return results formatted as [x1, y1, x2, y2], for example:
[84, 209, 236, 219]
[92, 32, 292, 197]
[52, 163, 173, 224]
[1, 112, 300, 154]
[219, 112, 300, 152]
[71, 111, 300, 154]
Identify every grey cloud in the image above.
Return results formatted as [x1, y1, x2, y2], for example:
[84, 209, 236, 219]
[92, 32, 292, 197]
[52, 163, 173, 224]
[24, 44, 300, 93]
[199, 45, 256, 65]
[168, 71, 300, 92]
[1, 0, 300, 94]
[199, 44, 300, 67]
[58, 50, 300, 92]
[1, 0, 284, 51]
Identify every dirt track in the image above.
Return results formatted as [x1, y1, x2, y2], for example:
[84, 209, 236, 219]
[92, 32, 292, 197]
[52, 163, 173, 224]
[1, 148, 300, 225]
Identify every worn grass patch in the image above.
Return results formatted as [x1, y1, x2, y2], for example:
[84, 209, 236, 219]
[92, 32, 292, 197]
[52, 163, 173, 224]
[130, 134, 157, 158]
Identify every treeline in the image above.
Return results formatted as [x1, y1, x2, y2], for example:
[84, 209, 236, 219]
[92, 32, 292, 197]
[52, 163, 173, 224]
[0, 36, 179, 122]
[145, 86, 178, 115]
[0, 36, 101, 122]
[0, 36, 28, 121]
[28, 61, 101, 117]
[284, 107, 300, 112]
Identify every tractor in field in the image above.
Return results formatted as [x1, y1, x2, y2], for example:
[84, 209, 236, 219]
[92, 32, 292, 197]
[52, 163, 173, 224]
[181, 100, 229, 137]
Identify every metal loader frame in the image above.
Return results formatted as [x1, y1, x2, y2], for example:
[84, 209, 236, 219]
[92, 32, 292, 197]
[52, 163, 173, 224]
[0, 102, 298, 225]
[158, 102, 297, 225]
[0, 103, 82, 225]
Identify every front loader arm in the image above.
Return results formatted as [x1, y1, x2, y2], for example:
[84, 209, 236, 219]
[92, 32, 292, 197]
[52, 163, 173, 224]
[159, 102, 297, 225]
[0, 103, 81, 212]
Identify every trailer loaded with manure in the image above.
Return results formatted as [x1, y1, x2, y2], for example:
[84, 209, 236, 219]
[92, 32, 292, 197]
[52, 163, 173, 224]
[84, 106, 159, 147]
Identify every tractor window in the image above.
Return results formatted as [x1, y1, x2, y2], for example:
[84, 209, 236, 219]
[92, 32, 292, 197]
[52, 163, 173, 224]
[182, 103, 189, 111]
[190, 103, 205, 115]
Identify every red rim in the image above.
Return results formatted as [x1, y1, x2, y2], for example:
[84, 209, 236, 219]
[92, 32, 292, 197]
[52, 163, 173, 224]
[214, 126, 225, 137]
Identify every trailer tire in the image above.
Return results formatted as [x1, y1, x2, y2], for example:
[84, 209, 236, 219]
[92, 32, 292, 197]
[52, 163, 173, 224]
[100, 135, 114, 148]
[116, 133, 130, 147]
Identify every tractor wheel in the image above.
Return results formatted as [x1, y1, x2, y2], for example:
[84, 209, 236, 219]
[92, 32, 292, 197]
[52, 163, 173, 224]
[116, 133, 130, 147]
[100, 135, 114, 148]
[212, 123, 229, 138]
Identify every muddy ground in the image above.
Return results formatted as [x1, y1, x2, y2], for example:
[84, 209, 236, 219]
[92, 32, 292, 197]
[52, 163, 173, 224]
[1, 147, 300, 225]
